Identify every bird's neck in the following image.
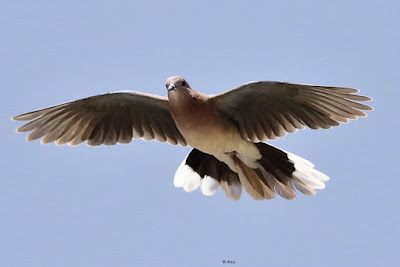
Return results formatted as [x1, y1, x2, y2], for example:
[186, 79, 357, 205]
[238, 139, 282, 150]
[168, 88, 207, 110]
[168, 88, 211, 127]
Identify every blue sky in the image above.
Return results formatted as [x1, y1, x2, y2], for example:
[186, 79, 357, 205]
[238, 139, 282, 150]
[1, 1, 399, 266]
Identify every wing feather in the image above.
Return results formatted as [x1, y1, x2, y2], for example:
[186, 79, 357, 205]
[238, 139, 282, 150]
[214, 82, 372, 141]
[13, 91, 186, 146]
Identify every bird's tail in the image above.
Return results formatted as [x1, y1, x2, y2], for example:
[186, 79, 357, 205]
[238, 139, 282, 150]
[173, 143, 329, 201]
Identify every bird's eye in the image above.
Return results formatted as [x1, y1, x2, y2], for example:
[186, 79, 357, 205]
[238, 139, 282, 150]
[182, 81, 186, 87]
[166, 84, 168, 89]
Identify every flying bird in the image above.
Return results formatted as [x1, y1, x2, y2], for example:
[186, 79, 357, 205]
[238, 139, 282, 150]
[12, 76, 373, 201]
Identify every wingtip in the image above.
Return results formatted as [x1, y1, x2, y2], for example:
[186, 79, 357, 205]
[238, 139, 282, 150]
[11, 115, 22, 121]
[11, 113, 37, 121]
[40, 139, 51, 145]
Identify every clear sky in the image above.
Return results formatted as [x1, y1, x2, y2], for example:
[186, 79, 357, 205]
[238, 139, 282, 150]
[1, 1, 399, 266]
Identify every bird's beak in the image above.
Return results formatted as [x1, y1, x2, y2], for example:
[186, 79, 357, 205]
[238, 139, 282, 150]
[168, 84, 176, 91]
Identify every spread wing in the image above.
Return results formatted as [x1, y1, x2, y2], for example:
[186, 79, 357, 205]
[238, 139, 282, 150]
[13, 91, 187, 146]
[214, 81, 373, 142]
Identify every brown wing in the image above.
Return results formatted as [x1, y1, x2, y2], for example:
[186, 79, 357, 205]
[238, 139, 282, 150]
[13, 91, 187, 146]
[214, 81, 373, 141]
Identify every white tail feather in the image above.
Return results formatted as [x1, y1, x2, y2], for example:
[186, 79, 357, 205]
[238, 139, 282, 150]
[174, 158, 201, 192]
[200, 176, 220, 196]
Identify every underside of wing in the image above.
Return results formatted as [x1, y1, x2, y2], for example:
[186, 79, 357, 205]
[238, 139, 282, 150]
[13, 91, 187, 146]
[214, 81, 373, 142]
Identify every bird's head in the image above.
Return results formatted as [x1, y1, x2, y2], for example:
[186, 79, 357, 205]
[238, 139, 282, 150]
[166, 76, 190, 93]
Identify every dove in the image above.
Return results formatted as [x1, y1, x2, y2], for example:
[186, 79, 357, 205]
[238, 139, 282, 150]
[12, 76, 373, 201]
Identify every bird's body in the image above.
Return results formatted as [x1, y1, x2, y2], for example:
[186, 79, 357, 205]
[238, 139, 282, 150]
[13, 75, 373, 201]
[167, 76, 261, 171]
